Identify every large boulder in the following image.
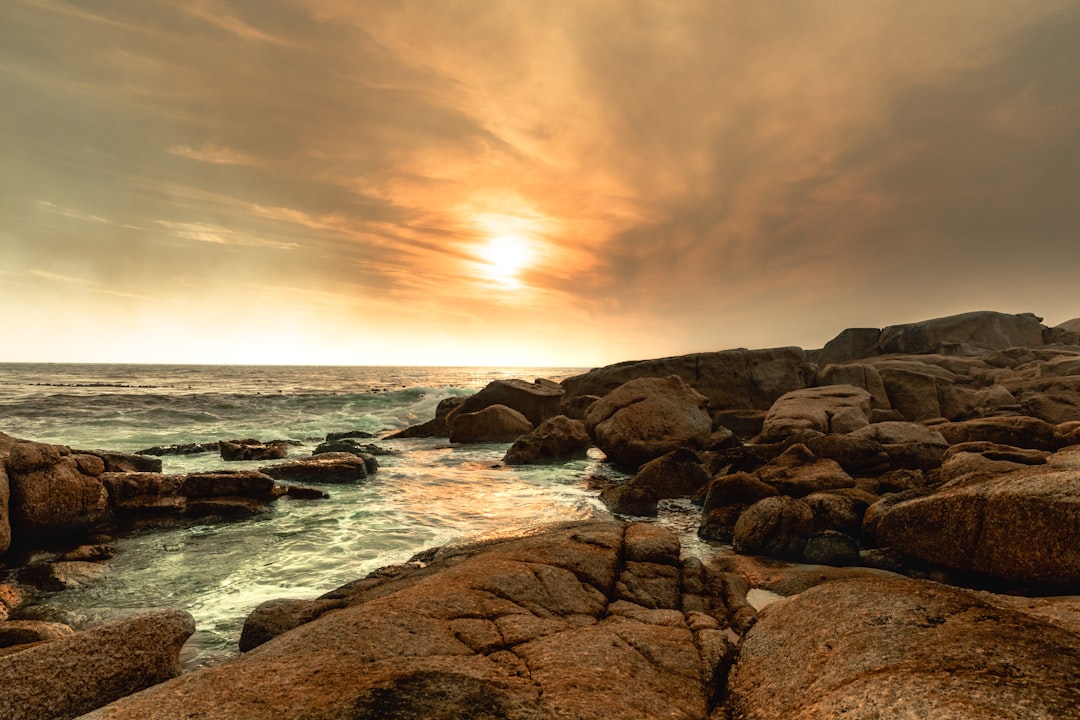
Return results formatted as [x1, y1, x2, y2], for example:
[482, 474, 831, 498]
[562, 347, 812, 412]
[698, 472, 779, 542]
[180, 470, 277, 498]
[79, 522, 723, 720]
[449, 405, 534, 444]
[814, 364, 890, 409]
[754, 444, 855, 498]
[584, 376, 712, 470]
[877, 449, 1080, 587]
[6, 442, 110, 544]
[0, 609, 195, 720]
[732, 496, 815, 561]
[935, 416, 1063, 451]
[758, 385, 872, 443]
[876, 310, 1048, 355]
[503, 416, 591, 465]
[816, 327, 882, 365]
[454, 379, 564, 426]
[726, 576, 1080, 719]
[625, 448, 710, 500]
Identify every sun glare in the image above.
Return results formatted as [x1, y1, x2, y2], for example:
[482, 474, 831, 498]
[479, 234, 533, 287]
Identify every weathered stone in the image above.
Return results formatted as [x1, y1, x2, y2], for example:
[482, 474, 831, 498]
[325, 430, 375, 441]
[727, 576, 1080, 720]
[754, 444, 854, 497]
[76, 450, 162, 474]
[878, 456, 1080, 587]
[0, 621, 75, 648]
[733, 496, 814, 561]
[7, 451, 110, 542]
[699, 472, 779, 542]
[599, 484, 659, 517]
[503, 415, 590, 465]
[100, 472, 185, 520]
[180, 470, 276, 498]
[0, 464, 9, 556]
[710, 409, 767, 439]
[626, 448, 710, 500]
[0, 584, 28, 623]
[801, 530, 861, 566]
[759, 385, 872, 442]
[804, 434, 890, 476]
[815, 363, 891, 409]
[239, 598, 346, 652]
[803, 491, 869, 536]
[877, 366, 946, 420]
[849, 421, 949, 446]
[183, 496, 270, 519]
[18, 560, 109, 592]
[936, 415, 1063, 451]
[584, 375, 712, 470]
[449, 404, 534, 444]
[219, 439, 289, 462]
[260, 453, 368, 484]
[876, 310, 1049, 355]
[0, 609, 194, 720]
[454, 378, 564, 425]
[1022, 392, 1080, 424]
[623, 523, 680, 565]
[562, 346, 812, 412]
[817, 327, 882, 365]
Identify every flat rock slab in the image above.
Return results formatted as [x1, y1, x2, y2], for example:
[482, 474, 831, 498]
[727, 575, 1080, 720]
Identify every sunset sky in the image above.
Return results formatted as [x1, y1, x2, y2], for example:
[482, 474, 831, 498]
[2, 1, 1079, 366]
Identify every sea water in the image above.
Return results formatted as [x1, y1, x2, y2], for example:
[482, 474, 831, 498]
[0, 363, 713, 667]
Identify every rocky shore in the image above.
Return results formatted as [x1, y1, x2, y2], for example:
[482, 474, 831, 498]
[2, 309, 1080, 718]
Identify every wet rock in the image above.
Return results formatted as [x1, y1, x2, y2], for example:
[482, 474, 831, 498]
[0, 609, 194, 720]
[59, 543, 116, 562]
[135, 442, 219, 456]
[6, 442, 110, 543]
[260, 453, 368, 484]
[584, 375, 712, 470]
[239, 598, 346, 652]
[18, 560, 109, 591]
[219, 439, 289, 462]
[180, 470, 276, 498]
[100, 472, 185, 520]
[324, 430, 375, 441]
[76, 450, 162, 474]
[754, 444, 854, 497]
[449, 404, 534, 444]
[727, 575, 1080, 720]
[386, 396, 466, 439]
[454, 378, 564, 425]
[183, 496, 270, 519]
[599, 484, 659, 517]
[277, 485, 330, 500]
[733, 496, 814, 561]
[625, 448, 710, 500]
[503, 415, 591, 465]
[759, 385, 872, 442]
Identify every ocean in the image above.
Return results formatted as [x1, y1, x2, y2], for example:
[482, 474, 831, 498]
[0, 363, 710, 667]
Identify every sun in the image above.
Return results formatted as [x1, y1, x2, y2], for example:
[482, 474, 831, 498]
[478, 235, 533, 287]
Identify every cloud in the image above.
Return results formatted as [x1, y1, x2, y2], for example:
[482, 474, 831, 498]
[167, 142, 262, 167]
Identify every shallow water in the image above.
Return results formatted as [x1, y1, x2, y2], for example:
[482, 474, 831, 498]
[1, 363, 719, 667]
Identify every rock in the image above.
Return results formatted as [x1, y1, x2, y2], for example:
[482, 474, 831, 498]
[0, 584, 29, 622]
[325, 430, 375, 441]
[558, 394, 600, 421]
[860, 490, 926, 547]
[733, 496, 814, 561]
[710, 409, 767, 439]
[6, 443, 110, 543]
[876, 310, 1049, 355]
[815, 363, 891, 409]
[0, 463, 9, 556]
[503, 415, 591, 465]
[239, 598, 346, 652]
[100, 472, 185, 521]
[0, 609, 194, 720]
[759, 385, 872, 442]
[877, 458, 1080, 587]
[936, 415, 1063, 451]
[562, 346, 812, 412]
[754, 444, 855, 497]
[625, 448, 710, 500]
[801, 530, 860, 566]
[180, 470, 276, 498]
[260, 453, 368, 484]
[18, 560, 109, 591]
[135, 442, 219, 456]
[219, 439, 289, 462]
[386, 396, 466, 439]
[876, 366, 947, 420]
[802, 491, 869, 536]
[803, 434, 890, 476]
[78, 521, 716, 720]
[454, 378, 564, 425]
[76, 450, 162, 473]
[449, 404, 534, 444]
[849, 421, 948, 446]
[727, 576, 1080, 719]
[817, 327, 882, 365]
[599, 484, 659, 517]
[0, 621, 75, 648]
[698, 472, 779, 542]
[584, 375, 712, 470]
[1022, 392, 1080, 424]
[59, 543, 116, 562]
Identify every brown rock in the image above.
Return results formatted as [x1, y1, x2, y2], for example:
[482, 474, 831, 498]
[699, 472, 779, 542]
[727, 575, 1080, 720]
[733, 496, 815, 561]
[817, 327, 882, 365]
[815, 363, 891, 409]
[626, 448, 710, 500]
[454, 378, 564, 425]
[7, 447, 110, 543]
[0, 464, 9, 556]
[804, 434, 890, 476]
[386, 396, 466, 439]
[239, 598, 346, 652]
[936, 415, 1063, 451]
[0, 609, 195, 720]
[503, 415, 590, 465]
[599, 484, 659, 517]
[260, 453, 368, 484]
[76, 450, 162, 474]
[877, 366, 947, 420]
[180, 470, 277, 498]
[759, 385, 872, 442]
[219, 439, 289, 462]
[584, 375, 712, 470]
[449, 404, 534, 444]
[0, 621, 75, 648]
[754, 444, 855, 497]
[877, 456, 1080, 587]
[876, 310, 1048, 355]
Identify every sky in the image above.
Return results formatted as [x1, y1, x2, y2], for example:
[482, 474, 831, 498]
[2, 0, 1079, 367]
